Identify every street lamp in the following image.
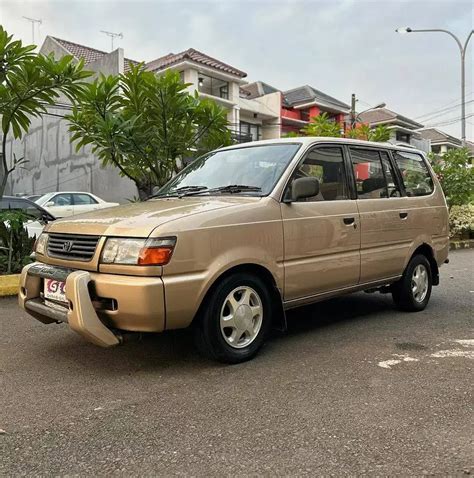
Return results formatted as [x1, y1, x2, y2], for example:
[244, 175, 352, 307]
[396, 26, 474, 143]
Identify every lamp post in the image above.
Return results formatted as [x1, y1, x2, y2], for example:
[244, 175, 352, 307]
[396, 27, 474, 144]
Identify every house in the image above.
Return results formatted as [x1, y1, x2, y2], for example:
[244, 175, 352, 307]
[357, 106, 430, 152]
[145, 50, 281, 142]
[418, 128, 463, 155]
[280, 85, 350, 136]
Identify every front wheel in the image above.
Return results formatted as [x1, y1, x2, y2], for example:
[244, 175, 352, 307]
[392, 254, 432, 311]
[193, 273, 272, 364]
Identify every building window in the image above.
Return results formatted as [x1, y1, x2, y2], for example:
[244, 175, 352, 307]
[300, 110, 310, 122]
[240, 121, 261, 142]
[198, 73, 230, 100]
[219, 84, 229, 99]
[396, 131, 411, 143]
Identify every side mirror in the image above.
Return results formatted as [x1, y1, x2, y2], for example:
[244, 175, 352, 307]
[45, 201, 55, 207]
[289, 177, 320, 202]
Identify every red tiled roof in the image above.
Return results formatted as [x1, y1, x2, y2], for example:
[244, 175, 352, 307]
[146, 48, 247, 78]
[51, 37, 139, 72]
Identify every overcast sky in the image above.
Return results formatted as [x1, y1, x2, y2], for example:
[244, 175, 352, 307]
[2, 0, 473, 139]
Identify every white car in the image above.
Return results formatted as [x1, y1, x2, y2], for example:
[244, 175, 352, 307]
[35, 192, 119, 218]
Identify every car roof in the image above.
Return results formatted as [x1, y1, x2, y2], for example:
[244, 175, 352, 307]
[217, 137, 425, 155]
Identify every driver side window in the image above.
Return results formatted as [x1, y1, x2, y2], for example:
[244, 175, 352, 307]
[289, 146, 349, 202]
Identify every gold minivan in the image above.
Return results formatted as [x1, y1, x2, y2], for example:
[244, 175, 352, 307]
[19, 138, 449, 363]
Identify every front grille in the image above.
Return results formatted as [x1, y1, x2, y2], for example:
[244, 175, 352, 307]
[47, 233, 100, 261]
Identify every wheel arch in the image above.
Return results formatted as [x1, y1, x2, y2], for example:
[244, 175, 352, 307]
[411, 243, 439, 286]
[192, 263, 286, 332]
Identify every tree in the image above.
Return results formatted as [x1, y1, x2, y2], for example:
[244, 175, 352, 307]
[0, 27, 91, 198]
[68, 66, 232, 199]
[346, 124, 390, 142]
[300, 112, 342, 137]
[286, 112, 391, 143]
[429, 147, 473, 207]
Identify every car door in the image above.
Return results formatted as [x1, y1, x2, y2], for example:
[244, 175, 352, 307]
[281, 144, 361, 301]
[349, 147, 410, 283]
[44, 193, 73, 218]
[71, 193, 100, 215]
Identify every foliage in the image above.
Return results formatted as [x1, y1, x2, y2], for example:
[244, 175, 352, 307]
[0, 209, 35, 274]
[0, 26, 92, 198]
[300, 112, 342, 137]
[429, 147, 474, 207]
[288, 112, 390, 143]
[345, 124, 390, 142]
[68, 66, 232, 199]
[448, 204, 474, 239]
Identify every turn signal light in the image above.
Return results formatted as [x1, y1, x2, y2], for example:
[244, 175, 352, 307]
[138, 237, 176, 266]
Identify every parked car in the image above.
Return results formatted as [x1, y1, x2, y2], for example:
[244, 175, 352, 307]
[35, 192, 119, 218]
[19, 138, 449, 363]
[1, 196, 56, 238]
[24, 194, 42, 202]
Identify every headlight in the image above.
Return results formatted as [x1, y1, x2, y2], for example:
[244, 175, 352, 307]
[101, 237, 176, 266]
[35, 233, 48, 255]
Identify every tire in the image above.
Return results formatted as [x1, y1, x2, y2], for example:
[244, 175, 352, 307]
[193, 273, 273, 364]
[392, 254, 432, 312]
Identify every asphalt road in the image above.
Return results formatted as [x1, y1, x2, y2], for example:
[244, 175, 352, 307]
[1, 249, 473, 476]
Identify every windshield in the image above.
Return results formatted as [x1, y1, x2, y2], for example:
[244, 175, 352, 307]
[157, 143, 301, 197]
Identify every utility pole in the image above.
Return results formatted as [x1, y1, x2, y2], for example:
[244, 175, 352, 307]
[22, 16, 42, 44]
[100, 30, 123, 51]
[350, 93, 357, 128]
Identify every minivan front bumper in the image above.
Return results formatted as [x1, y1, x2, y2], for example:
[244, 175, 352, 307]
[18, 262, 166, 347]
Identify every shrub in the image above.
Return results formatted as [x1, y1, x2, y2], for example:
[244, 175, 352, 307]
[430, 148, 474, 207]
[448, 204, 474, 239]
[0, 210, 35, 274]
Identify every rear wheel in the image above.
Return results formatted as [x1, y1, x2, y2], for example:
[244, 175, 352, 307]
[392, 254, 432, 311]
[193, 273, 272, 363]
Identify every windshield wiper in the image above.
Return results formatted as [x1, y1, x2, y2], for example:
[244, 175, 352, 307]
[191, 184, 262, 195]
[151, 185, 208, 198]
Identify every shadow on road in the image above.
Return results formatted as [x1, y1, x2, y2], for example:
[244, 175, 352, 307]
[36, 291, 400, 374]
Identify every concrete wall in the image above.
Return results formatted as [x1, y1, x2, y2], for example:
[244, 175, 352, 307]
[6, 107, 137, 202]
[7, 41, 137, 202]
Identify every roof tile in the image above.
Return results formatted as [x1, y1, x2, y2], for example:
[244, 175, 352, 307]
[146, 48, 247, 78]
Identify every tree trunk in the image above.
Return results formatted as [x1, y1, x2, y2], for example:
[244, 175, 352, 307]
[136, 179, 154, 201]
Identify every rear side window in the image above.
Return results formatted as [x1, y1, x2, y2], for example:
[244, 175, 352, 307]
[393, 151, 434, 197]
[73, 194, 97, 205]
[350, 148, 401, 199]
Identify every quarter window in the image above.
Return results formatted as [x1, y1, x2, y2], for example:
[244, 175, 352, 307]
[290, 146, 348, 201]
[350, 148, 401, 199]
[393, 151, 434, 197]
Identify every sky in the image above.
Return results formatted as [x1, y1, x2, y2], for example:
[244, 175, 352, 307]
[1, 0, 473, 140]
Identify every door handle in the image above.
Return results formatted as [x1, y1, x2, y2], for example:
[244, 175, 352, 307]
[343, 217, 355, 225]
[399, 212, 408, 219]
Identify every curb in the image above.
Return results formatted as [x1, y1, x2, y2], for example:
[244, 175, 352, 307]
[0, 274, 20, 297]
[450, 239, 474, 250]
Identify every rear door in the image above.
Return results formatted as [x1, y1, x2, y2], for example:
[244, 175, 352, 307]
[349, 147, 410, 283]
[281, 144, 361, 301]
[71, 193, 100, 215]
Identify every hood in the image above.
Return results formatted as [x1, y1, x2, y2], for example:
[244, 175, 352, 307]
[45, 196, 259, 237]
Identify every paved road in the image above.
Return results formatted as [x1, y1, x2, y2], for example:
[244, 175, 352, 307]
[1, 250, 473, 476]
